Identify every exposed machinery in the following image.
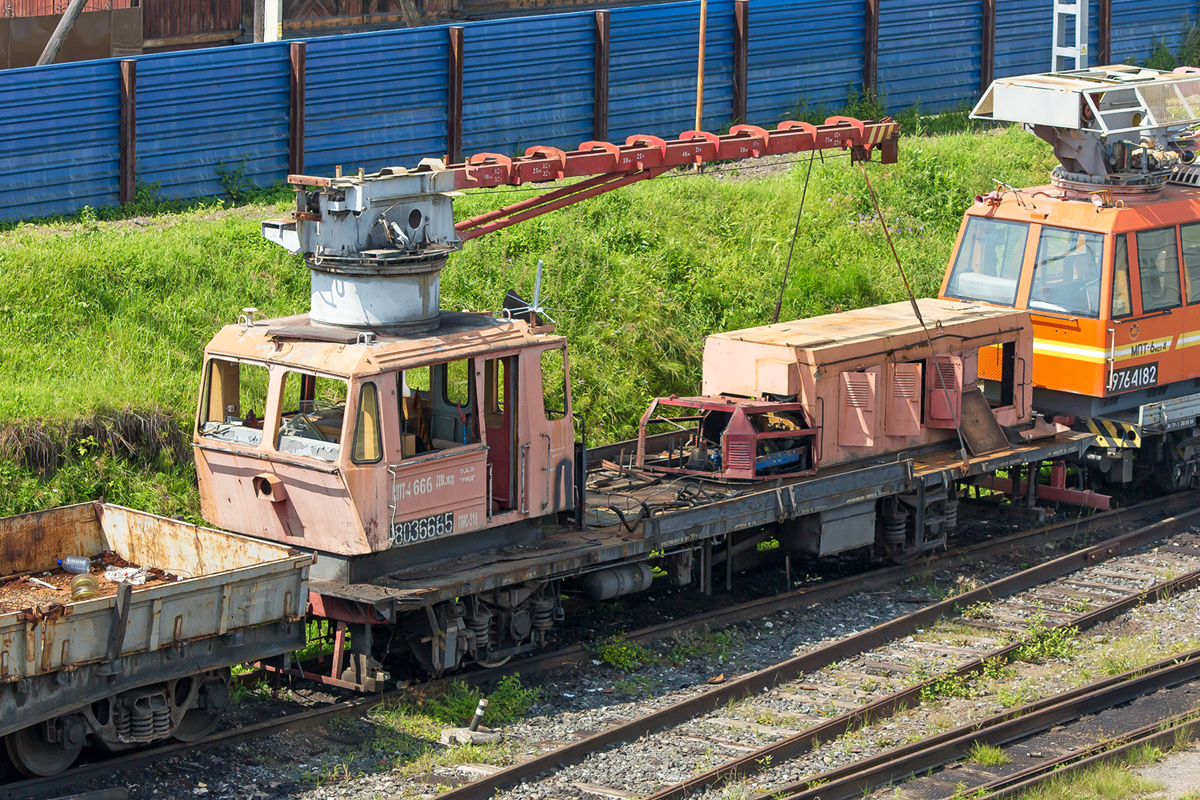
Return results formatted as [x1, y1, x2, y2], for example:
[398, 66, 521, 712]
[945, 65, 1200, 491]
[184, 114, 1096, 689]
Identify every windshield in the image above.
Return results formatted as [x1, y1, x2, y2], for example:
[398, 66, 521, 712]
[944, 217, 1029, 306]
[1028, 227, 1104, 318]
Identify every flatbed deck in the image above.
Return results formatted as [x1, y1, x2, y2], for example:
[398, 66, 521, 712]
[312, 431, 1093, 616]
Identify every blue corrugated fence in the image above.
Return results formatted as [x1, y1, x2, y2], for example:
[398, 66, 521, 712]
[0, 60, 121, 222]
[136, 43, 291, 199]
[0, 0, 1195, 222]
[305, 26, 450, 176]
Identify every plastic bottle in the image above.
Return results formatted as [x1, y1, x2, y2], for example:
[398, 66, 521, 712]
[57, 556, 91, 574]
[70, 573, 99, 601]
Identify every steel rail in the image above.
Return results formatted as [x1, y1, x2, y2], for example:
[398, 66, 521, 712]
[1, 493, 1190, 800]
[759, 645, 1200, 800]
[647, 517, 1200, 800]
[960, 708, 1200, 799]
[480, 491, 1198, 681]
[432, 503, 1200, 800]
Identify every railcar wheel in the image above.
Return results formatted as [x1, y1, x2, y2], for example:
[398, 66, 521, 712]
[4, 725, 82, 778]
[172, 675, 230, 743]
[474, 654, 513, 668]
[171, 708, 223, 743]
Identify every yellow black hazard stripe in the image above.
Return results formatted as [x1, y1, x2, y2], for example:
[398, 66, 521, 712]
[1083, 418, 1142, 449]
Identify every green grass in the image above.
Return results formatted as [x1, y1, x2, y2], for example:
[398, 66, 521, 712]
[0, 126, 1056, 514]
[967, 741, 1012, 767]
[1009, 760, 1162, 800]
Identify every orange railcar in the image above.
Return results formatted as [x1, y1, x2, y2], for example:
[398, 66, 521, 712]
[940, 184, 1200, 418]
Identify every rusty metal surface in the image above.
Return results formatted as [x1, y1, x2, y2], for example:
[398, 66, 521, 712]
[0, 503, 310, 688]
[305, 431, 1091, 609]
[0, 7, 140, 68]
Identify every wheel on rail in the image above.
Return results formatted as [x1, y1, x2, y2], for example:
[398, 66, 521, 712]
[474, 654, 513, 668]
[3, 724, 83, 778]
[171, 674, 231, 743]
[170, 708, 223, 743]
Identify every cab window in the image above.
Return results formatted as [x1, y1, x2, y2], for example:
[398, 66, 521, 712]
[943, 217, 1029, 306]
[198, 359, 269, 446]
[397, 360, 480, 454]
[276, 371, 347, 462]
[1180, 223, 1200, 303]
[1029, 227, 1103, 318]
[351, 382, 382, 464]
[1136, 227, 1182, 313]
[1112, 234, 1132, 318]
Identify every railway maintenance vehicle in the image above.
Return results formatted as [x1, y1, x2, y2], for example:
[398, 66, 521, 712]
[949, 64, 1200, 493]
[13, 84, 1163, 774]
[194, 117, 1088, 690]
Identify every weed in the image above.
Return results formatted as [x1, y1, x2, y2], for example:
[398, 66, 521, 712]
[1122, 742, 1164, 767]
[1004, 760, 1161, 799]
[394, 675, 540, 728]
[596, 635, 657, 672]
[996, 682, 1040, 709]
[920, 672, 971, 702]
[981, 657, 1015, 681]
[961, 601, 993, 620]
[666, 627, 738, 665]
[1011, 612, 1077, 663]
[216, 157, 254, 203]
[967, 741, 1012, 767]
[613, 673, 661, 696]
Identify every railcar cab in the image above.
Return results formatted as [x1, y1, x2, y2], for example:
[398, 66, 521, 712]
[940, 189, 1200, 418]
[192, 311, 577, 572]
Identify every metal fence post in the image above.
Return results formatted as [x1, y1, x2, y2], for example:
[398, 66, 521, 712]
[119, 59, 136, 205]
[448, 26, 464, 164]
[594, 10, 609, 141]
[864, 0, 879, 96]
[981, 0, 995, 93]
[289, 41, 306, 176]
[1098, 0, 1112, 64]
[733, 0, 748, 124]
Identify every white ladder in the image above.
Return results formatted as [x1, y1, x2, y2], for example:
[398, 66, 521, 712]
[1052, 0, 1089, 72]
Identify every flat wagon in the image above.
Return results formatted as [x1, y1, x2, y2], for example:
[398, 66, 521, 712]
[0, 502, 311, 776]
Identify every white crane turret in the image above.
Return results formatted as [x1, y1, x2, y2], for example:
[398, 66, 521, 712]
[972, 65, 1200, 194]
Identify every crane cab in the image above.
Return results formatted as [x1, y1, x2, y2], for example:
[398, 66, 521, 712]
[193, 310, 577, 580]
[941, 187, 1200, 415]
[940, 185, 1200, 486]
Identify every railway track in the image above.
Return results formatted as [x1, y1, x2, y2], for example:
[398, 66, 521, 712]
[437, 498, 1200, 800]
[1, 493, 1194, 800]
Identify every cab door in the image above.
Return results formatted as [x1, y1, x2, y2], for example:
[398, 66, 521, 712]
[484, 356, 518, 512]
[1178, 222, 1200, 382]
[1112, 227, 1183, 395]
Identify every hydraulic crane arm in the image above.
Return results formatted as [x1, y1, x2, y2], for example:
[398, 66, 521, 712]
[265, 117, 898, 259]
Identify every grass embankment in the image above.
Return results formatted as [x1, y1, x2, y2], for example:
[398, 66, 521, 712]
[0, 127, 1055, 517]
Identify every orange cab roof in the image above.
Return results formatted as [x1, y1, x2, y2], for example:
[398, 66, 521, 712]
[204, 311, 562, 378]
[968, 183, 1200, 234]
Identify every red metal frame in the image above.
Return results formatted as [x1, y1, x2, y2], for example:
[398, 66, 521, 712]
[636, 395, 818, 481]
[288, 117, 899, 244]
[975, 461, 1112, 510]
